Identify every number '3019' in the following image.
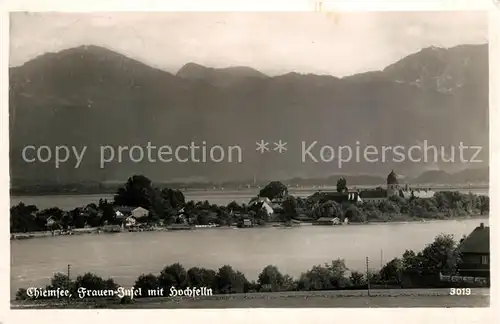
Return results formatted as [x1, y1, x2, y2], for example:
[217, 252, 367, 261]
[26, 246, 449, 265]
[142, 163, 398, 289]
[450, 288, 471, 295]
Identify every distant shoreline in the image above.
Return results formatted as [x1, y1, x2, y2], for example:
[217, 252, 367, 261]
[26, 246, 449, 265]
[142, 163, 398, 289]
[9, 184, 490, 197]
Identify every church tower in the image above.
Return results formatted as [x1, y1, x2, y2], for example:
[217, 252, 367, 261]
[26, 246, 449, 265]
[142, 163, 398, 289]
[386, 170, 399, 197]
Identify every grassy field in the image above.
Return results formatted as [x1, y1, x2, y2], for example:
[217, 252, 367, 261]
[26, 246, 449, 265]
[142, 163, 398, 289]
[12, 288, 490, 309]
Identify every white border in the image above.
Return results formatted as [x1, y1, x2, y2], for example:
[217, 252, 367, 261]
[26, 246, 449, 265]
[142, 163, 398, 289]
[1, 1, 498, 324]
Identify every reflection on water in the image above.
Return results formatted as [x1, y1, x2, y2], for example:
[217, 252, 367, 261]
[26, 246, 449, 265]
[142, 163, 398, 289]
[10, 217, 488, 297]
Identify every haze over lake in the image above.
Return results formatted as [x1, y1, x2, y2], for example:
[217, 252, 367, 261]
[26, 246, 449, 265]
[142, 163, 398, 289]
[10, 187, 489, 210]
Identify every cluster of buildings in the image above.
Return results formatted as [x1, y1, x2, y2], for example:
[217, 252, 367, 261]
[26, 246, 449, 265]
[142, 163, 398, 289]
[45, 205, 151, 232]
[311, 170, 435, 205]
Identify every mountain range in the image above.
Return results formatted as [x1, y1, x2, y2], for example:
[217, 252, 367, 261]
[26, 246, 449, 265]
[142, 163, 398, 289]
[9, 44, 489, 185]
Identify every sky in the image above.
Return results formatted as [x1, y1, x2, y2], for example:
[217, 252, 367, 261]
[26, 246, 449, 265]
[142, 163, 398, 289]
[9, 11, 488, 77]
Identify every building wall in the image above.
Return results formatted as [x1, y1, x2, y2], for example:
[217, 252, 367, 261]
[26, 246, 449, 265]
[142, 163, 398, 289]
[132, 208, 149, 218]
[362, 197, 387, 204]
[458, 252, 490, 277]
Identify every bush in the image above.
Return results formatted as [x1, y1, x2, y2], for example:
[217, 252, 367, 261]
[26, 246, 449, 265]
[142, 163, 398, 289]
[134, 273, 159, 297]
[344, 205, 366, 223]
[366, 209, 382, 221]
[257, 265, 285, 292]
[158, 263, 188, 290]
[379, 258, 403, 285]
[349, 271, 366, 287]
[15, 288, 29, 300]
[74, 272, 116, 291]
[313, 200, 341, 219]
[297, 259, 349, 291]
[47, 272, 73, 290]
[187, 267, 216, 289]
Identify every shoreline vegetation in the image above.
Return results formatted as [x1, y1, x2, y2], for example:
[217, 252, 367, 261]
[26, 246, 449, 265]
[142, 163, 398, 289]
[10, 214, 489, 240]
[10, 182, 489, 197]
[9, 168, 489, 197]
[13, 232, 489, 307]
[10, 174, 489, 239]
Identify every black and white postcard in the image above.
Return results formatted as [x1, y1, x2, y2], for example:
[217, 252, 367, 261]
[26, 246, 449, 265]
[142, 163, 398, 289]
[3, 1, 498, 320]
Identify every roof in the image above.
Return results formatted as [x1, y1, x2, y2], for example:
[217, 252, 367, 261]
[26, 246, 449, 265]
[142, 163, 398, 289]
[249, 197, 272, 206]
[114, 206, 135, 214]
[411, 190, 435, 199]
[459, 224, 490, 254]
[387, 170, 398, 185]
[359, 189, 387, 199]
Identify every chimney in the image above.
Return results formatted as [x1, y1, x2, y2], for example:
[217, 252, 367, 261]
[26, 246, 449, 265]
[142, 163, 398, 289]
[480, 222, 484, 229]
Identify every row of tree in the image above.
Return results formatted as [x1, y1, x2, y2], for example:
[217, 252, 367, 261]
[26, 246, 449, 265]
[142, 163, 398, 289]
[10, 175, 489, 233]
[16, 232, 476, 302]
[304, 191, 489, 223]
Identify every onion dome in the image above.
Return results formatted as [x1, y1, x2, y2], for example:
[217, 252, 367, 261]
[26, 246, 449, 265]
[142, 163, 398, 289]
[387, 170, 399, 185]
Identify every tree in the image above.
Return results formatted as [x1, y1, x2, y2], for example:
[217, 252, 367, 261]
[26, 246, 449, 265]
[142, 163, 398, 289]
[336, 177, 348, 193]
[47, 272, 73, 291]
[257, 265, 285, 292]
[401, 249, 420, 274]
[10, 203, 39, 233]
[379, 258, 404, 286]
[313, 200, 341, 219]
[282, 196, 298, 221]
[114, 175, 155, 209]
[15, 288, 29, 300]
[74, 273, 116, 291]
[187, 267, 217, 289]
[281, 275, 297, 291]
[349, 271, 366, 286]
[326, 259, 349, 288]
[226, 201, 241, 213]
[158, 263, 188, 290]
[379, 200, 400, 214]
[478, 195, 489, 215]
[134, 273, 160, 297]
[297, 259, 349, 290]
[259, 181, 288, 200]
[215, 265, 249, 294]
[38, 207, 64, 220]
[196, 211, 211, 225]
[161, 188, 186, 209]
[344, 205, 366, 223]
[419, 234, 461, 275]
[71, 209, 86, 228]
[297, 265, 332, 291]
[100, 201, 116, 225]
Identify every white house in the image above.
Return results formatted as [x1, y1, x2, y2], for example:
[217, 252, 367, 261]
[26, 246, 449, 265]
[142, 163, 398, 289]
[249, 197, 274, 216]
[46, 216, 57, 228]
[132, 207, 149, 219]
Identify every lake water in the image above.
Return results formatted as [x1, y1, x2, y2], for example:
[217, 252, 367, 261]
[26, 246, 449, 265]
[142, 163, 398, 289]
[11, 217, 488, 298]
[10, 187, 489, 210]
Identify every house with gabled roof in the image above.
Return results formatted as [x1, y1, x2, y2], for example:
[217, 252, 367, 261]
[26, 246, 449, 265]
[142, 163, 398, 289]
[457, 222, 489, 278]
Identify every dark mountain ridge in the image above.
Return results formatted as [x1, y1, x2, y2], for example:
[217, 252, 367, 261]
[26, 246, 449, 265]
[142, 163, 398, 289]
[10, 43, 489, 185]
